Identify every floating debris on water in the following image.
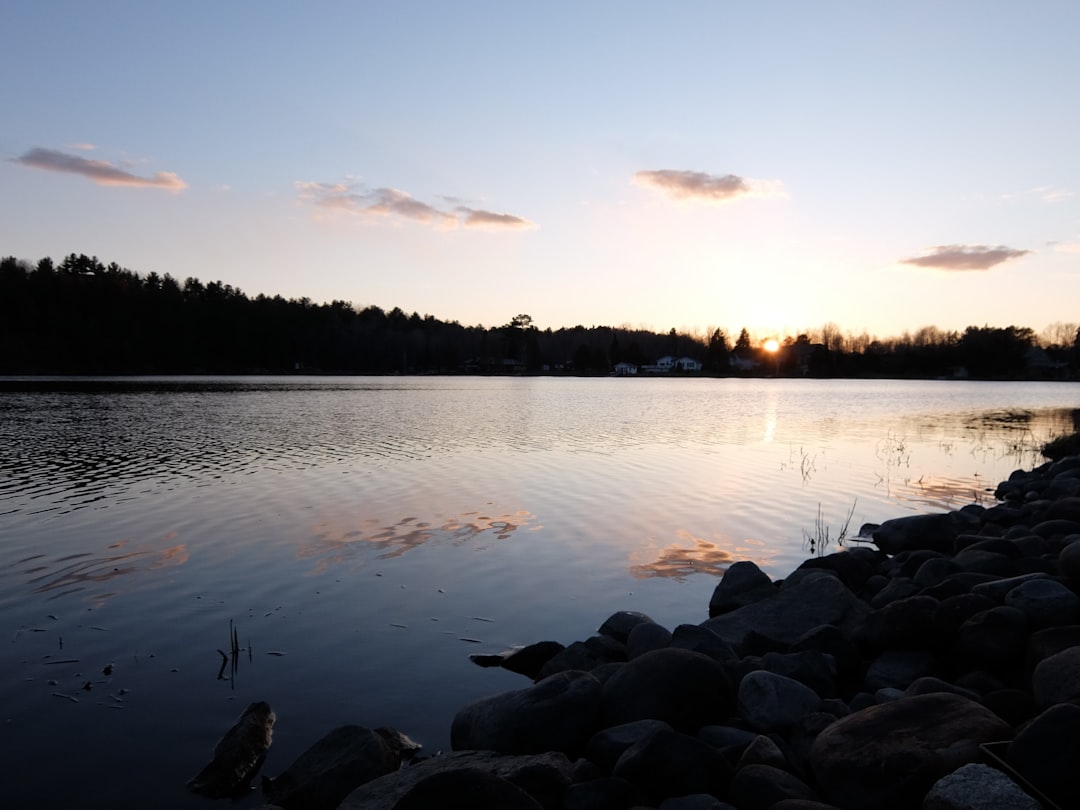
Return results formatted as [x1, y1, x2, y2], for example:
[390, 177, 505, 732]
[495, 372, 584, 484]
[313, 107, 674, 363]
[51, 692, 78, 703]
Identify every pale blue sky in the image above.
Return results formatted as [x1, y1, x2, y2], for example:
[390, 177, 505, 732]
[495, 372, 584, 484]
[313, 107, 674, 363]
[2, 1, 1078, 340]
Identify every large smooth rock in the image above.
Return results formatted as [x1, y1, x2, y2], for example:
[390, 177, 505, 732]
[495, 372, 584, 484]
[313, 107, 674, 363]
[1006, 702, 1080, 809]
[1032, 645, 1080, 707]
[809, 693, 1012, 810]
[729, 764, 816, 810]
[340, 751, 572, 810]
[709, 560, 777, 617]
[451, 670, 602, 754]
[872, 513, 956, 555]
[598, 610, 656, 643]
[1004, 577, 1080, 628]
[187, 701, 276, 799]
[586, 719, 672, 772]
[951, 606, 1028, 672]
[737, 670, 822, 733]
[922, 763, 1039, 810]
[261, 725, 407, 810]
[612, 729, 732, 802]
[600, 647, 733, 732]
[627, 620, 673, 658]
[390, 767, 543, 810]
[702, 571, 869, 648]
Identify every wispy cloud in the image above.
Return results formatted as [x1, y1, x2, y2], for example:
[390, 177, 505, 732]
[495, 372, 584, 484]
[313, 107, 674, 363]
[1000, 186, 1073, 204]
[633, 169, 785, 203]
[13, 147, 187, 190]
[900, 244, 1031, 271]
[295, 180, 536, 230]
[1051, 239, 1080, 255]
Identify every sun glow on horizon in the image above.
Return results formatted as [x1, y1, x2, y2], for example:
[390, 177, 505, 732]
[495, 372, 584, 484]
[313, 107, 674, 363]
[763, 338, 780, 353]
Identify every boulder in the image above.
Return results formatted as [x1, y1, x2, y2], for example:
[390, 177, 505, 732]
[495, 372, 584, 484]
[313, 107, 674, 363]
[1031, 645, 1080, 707]
[809, 693, 1012, 810]
[597, 610, 656, 643]
[922, 763, 1040, 810]
[451, 669, 602, 754]
[863, 649, 939, 691]
[261, 725, 410, 810]
[612, 728, 732, 802]
[187, 701, 275, 799]
[872, 513, 956, 555]
[390, 767, 544, 810]
[951, 606, 1028, 672]
[1006, 702, 1080, 809]
[586, 719, 672, 772]
[1004, 577, 1080, 628]
[500, 641, 565, 679]
[737, 670, 822, 733]
[735, 734, 788, 770]
[659, 795, 735, 810]
[969, 572, 1050, 603]
[670, 623, 737, 661]
[1058, 539, 1080, 586]
[626, 620, 672, 658]
[708, 560, 776, 617]
[600, 647, 733, 732]
[339, 751, 572, 810]
[562, 777, 647, 810]
[702, 571, 869, 648]
[728, 764, 816, 810]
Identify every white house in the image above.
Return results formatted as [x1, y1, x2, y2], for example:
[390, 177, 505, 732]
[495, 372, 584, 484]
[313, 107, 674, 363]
[612, 362, 638, 375]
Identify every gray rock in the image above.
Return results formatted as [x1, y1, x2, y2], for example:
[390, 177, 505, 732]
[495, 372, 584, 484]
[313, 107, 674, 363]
[729, 764, 816, 810]
[1058, 539, 1080, 586]
[598, 610, 656, 643]
[922, 763, 1039, 810]
[702, 571, 869, 648]
[873, 513, 956, 555]
[627, 620, 672, 658]
[670, 623, 737, 661]
[659, 795, 735, 810]
[1004, 577, 1080, 628]
[601, 647, 733, 732]
[737, 670, 822, 733]
[864, 649, 939, 691]
[1007, 702, 1080, 810]
[390, 767, 543, 810]
[810, 693, 1012, 810]
[612, 728, 732, 803]
[339, 751, 572, 810]
[586, 719, 672, 772]
[450, 669, 602, 754]
[1032, 645, 1080, 707]
[869, 576, 921, 608]
[709, 560, 776, 617]
[736, 734, 788, 770]
[499, 640, 565, 679]
[261, 725, 408, 810]
[969, 572, 1049, 602]
[952, 606, 1028, 672]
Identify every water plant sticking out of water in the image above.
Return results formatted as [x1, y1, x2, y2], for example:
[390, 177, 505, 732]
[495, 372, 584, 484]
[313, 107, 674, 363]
[802, 500, 857, 557]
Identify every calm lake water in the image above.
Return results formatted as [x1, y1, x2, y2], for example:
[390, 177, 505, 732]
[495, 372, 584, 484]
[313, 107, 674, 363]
[2, 376, 1078, 808]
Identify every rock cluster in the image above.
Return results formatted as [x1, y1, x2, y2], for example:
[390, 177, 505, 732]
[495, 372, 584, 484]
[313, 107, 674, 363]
[236, 454, 1080, 809]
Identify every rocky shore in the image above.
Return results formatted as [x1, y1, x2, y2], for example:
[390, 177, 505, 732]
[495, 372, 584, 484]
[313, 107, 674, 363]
[199, 452, 1080, 809]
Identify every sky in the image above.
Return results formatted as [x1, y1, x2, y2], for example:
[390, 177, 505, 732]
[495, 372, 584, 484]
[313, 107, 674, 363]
[2, 1, 1079, 341]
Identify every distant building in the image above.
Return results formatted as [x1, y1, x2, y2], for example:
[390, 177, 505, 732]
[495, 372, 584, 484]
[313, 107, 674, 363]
[612, 362, 638, 375]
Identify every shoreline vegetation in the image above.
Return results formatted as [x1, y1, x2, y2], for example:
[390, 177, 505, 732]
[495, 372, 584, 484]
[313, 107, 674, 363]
[3, 253, 1079, 380]
[185, 438, 1080, 810]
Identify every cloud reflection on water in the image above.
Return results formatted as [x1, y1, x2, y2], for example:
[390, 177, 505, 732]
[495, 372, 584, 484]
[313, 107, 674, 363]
[302, 508, 540, 573]
[630, 529, 777, 582]
[24, 538, 188, 601]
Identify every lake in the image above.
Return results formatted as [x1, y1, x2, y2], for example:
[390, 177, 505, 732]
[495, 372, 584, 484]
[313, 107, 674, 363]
[1, 376, 1078, 809]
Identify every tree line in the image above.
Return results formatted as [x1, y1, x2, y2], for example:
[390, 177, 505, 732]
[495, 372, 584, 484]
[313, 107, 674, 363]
[2, 253, 1078, 379]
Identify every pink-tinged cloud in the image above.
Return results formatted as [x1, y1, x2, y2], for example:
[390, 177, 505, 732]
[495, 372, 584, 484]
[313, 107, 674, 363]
[13, 147, 187, 190]
[900, 244, 1031, 271]
[295, 179, 535, 230]
[458, 208, 535, 230]
[633, 169, 784, 202]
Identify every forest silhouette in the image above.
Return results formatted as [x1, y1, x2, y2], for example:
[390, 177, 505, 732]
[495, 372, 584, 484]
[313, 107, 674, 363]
[2, 253, 1078, 379]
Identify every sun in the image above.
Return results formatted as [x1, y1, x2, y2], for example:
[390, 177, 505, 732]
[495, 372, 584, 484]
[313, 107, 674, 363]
[763, 338, 780, 353]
